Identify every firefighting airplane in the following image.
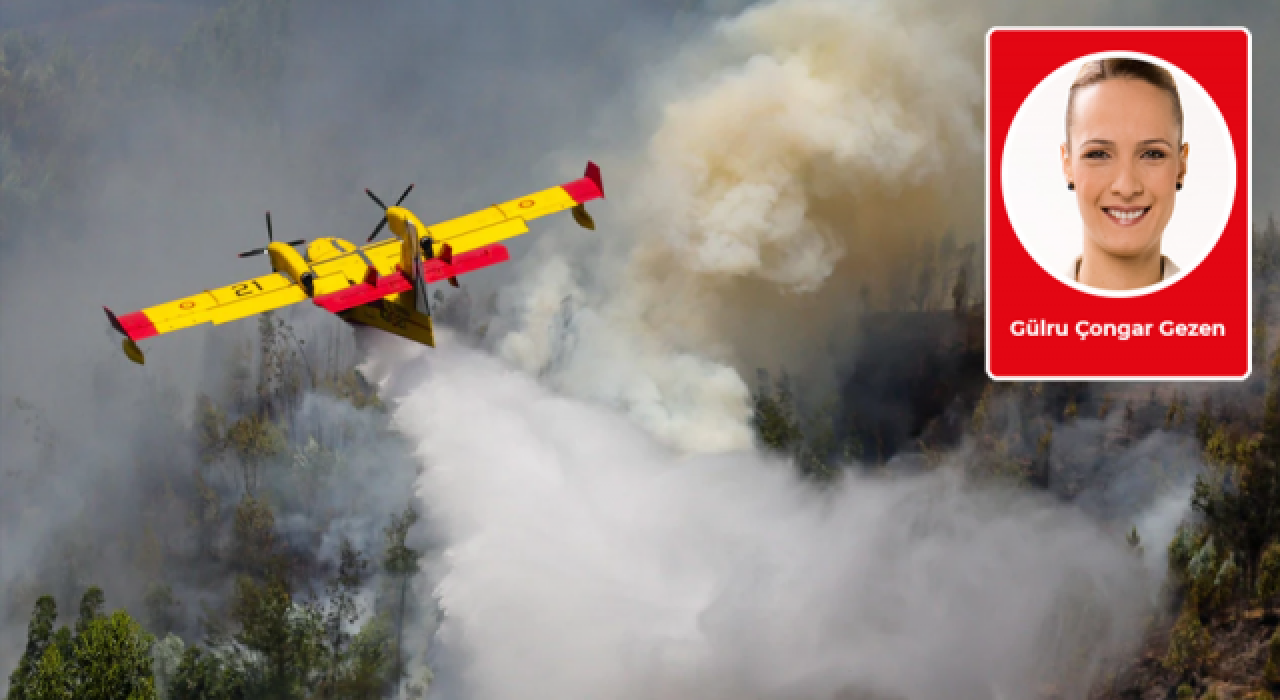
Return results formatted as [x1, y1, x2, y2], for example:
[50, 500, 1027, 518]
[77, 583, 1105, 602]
[104, 162, 604, 364]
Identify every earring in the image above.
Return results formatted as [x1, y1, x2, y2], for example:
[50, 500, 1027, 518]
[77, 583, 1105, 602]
[1176, 182, 1183, 191]
[1067, 182, 1075, 191]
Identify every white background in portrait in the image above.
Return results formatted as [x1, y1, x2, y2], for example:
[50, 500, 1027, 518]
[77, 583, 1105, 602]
[1000, 50, 1237, 298]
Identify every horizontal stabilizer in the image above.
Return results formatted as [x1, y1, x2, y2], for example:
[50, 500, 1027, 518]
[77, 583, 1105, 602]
[421, 243, 510, 284]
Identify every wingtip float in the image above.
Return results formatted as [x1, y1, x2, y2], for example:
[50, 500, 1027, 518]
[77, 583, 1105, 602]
[104, 161, 605, 364]
[103, 306, 149, 365]
[569, 160, 604, 230]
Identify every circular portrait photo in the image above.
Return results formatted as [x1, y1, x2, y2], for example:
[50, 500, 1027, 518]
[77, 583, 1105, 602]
[1001, 50, 1237, 297]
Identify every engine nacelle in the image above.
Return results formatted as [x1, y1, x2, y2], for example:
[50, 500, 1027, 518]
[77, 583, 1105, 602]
[267, 242, 315, 295]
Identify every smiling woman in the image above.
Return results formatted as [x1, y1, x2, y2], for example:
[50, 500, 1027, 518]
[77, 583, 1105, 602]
[1060, 58, 1187, 291]
[999, 49, 1237, 299]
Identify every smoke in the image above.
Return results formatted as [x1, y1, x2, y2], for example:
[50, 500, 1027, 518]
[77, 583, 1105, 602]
[365, 336, 1159, 700]
[488, 0, 1280, 456]
[491, 0, 985, 452]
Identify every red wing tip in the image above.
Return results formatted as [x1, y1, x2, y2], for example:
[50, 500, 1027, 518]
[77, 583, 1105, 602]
[562, 163, 604, 204]
[585, 161, 604, 198]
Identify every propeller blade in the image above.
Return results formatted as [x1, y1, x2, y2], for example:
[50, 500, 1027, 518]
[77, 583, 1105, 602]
[238, 248, 267, 258]
[365, 188, 387, 211]
[286, 239, 306, 247]
[367, 217, 387, 243]
[265, 211, 274, 242]
[394, 183, 415, 206]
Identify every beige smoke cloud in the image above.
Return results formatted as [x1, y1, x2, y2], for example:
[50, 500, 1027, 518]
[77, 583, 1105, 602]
[495, 0, 985, 453]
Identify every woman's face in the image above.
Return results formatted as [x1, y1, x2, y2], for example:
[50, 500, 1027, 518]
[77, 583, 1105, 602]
[1061, 78, 1188, 260]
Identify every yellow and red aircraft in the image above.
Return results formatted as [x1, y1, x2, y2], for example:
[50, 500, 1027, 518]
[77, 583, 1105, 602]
[105, 162, 604, 364]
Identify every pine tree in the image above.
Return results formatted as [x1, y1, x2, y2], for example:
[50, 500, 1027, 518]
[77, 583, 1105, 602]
[749, 369, 802, 453]
[8, 596, 58, 700]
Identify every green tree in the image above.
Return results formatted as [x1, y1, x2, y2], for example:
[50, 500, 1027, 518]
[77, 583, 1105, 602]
[318, 539, 368, 698]
[232, 496, 282, 579]
[1192, 351, 1280, 576]
[1126, 526, 1144, 559]
[1163, 606, 1209, 676]
[73, 610, 158, 700]
[384, 505, 423, 699]
[26, 645, 73, 700]
[75, 585, 105, 637]
[1267, 627, 1280, 687]
[1259, 542, 1280, 605]
[749, 369, 807, 460]
[169, 647, 246, 700]
[1196, 397, 1214, 445]
[339, 613, 392, 699]
[225, 414, 285, 496]
[230, 575, 322, 698]
[194, 395, 228, 464]
[8, 595, 58, 700]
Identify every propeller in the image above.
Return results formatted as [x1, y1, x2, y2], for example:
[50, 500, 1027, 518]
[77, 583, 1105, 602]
[366, 183, 415, 242]
[238, 211, 305, 258]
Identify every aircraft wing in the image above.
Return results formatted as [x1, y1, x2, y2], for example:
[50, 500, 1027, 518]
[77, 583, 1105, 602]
[105, 272, 308, 343]
[421, 161, 604, 255]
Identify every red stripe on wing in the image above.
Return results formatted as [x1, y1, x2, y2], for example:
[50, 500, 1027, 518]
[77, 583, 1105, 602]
[110, 309, 158, 340]
[560, 161, 604, 203]
[314, 269, 413, 313]
[421, 244, 510, 284]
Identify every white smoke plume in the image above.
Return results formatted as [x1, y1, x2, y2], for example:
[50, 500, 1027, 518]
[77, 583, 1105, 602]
[364, 336, 1159, 700]
[491, 0, 985, 453]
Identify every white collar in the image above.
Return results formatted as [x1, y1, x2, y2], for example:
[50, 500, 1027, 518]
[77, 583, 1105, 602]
[1067, 255, 1180, 284]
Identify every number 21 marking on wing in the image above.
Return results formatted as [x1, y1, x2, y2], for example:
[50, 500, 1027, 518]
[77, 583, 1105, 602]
[233, 280, 264, 297]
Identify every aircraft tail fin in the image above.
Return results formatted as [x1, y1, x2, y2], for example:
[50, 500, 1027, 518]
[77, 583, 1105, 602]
[339, 301, 435, 348]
